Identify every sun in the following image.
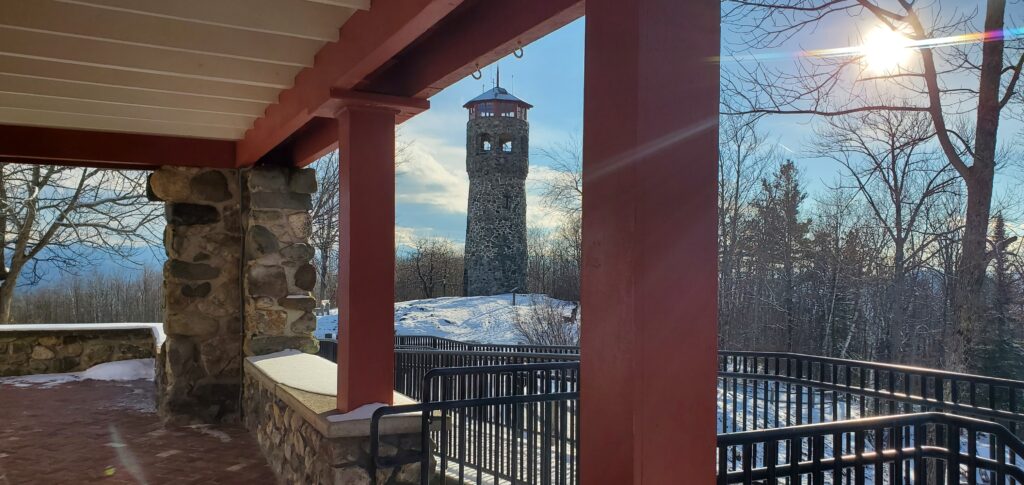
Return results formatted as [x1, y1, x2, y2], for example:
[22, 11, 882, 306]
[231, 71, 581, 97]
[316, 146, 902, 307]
[859, 27, 912, 72]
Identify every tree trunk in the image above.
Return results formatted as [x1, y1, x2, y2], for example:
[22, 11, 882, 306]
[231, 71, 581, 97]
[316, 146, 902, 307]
[946, 0, 1004, 372]
[948, 175, 994, 371]
[0, 276, 17, 323]
[889, 243, 906, 363]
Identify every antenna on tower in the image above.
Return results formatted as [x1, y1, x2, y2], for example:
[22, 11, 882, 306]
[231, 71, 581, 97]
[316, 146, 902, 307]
[495, 64, 501, 88]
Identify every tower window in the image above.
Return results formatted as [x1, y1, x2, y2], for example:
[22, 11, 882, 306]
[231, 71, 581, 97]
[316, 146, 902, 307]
[502, 141, 512, 152]
[482, 140, 492, 152]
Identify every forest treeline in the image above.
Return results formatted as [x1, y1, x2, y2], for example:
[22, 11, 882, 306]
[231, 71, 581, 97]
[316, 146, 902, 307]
[10, 267, 162, 323]
[718, 115, 1024, 377]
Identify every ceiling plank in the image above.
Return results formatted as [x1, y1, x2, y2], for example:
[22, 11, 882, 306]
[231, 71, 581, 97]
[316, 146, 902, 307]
[361, 0, 584, 99]
[0, 124, 236, 168]
[0, 0, 324, 67]
[61, 0, 357, 41]
[0, 73, 267, 116]
[0, 108, 245, 139]
[0, 57, 281, 103]
[0, 27, 300, 88]
[0, 92, 254, 128]
[235, 0, 464, 166]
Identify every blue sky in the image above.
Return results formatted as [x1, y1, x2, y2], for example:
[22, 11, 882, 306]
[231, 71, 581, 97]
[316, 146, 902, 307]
[396, 2, 1024, 245]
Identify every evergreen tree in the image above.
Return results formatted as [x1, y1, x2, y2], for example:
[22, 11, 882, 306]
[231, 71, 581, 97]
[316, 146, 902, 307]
[976, 213, 1024, 378]
[748, 161, 811, 350]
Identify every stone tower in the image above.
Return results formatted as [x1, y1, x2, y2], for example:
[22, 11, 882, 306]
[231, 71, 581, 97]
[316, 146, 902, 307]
[463, 83, 531, 296]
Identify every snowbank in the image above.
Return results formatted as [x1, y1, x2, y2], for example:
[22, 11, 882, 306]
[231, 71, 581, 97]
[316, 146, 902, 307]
[0, 358, 155, 388]
[315, 294, 577, 345]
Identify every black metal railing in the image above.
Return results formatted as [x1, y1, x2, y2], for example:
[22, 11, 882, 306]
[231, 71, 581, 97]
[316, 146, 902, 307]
[394, 349, 579, 402]
[370, 362, 579, 485]
[394, 335, 580, 355]
[316, 338, 338, 362]
[717, 412, 1024, 484]
[319, 338, 1024, 484]
[719, 351, 1024, 438]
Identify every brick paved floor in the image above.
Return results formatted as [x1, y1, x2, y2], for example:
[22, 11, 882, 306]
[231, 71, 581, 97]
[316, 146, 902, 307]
[0, 379, 275, 484]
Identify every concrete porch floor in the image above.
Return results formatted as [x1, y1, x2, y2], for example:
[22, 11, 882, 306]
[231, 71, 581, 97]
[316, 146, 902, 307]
[0, 379, 273, 484]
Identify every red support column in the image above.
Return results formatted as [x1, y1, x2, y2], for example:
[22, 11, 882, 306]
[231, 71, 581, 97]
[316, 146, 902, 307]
[580, 1, 720, 483]
[337, 106, 397, 412]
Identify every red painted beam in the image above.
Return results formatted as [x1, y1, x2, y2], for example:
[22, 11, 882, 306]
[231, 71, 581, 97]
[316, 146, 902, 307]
[580, 0, 720, 484]
[336, 106, 396, 412]
[359, 0, 583, 99]
[254, 0, 581, 169]
[235, 0, 461, 167]
[262, 90, 428, 168]
[0, 124, 235, 170]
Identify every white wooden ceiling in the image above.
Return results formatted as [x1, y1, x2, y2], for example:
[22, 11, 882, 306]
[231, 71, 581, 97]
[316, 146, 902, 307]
[0, 0, 369, 140]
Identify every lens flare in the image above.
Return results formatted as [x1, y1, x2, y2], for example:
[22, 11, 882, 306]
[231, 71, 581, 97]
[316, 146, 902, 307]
[859, 28, 911, 72]
[714, 26, 1024, 65]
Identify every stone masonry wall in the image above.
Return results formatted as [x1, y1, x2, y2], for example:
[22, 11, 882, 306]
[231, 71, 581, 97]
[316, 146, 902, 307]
[150, 167, 244, 424]
[464, 116, 529, 296]
[243, 373, 425, 485]
[149, 165, 321, 425]
[0, 328, 154, 377]
[242, 167, 319, 357]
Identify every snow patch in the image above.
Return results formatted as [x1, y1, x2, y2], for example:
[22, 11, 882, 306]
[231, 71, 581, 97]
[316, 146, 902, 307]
[316, 294, 577, 344]
[0, 358, 155, 388]
[248, 349, 336, 396]
[186, 424, 232, 443]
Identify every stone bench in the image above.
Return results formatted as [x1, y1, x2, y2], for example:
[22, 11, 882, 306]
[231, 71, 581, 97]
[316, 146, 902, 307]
[243, 350, 435, 484]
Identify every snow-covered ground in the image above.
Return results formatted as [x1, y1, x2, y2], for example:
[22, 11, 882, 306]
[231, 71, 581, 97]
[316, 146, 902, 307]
[315, 294, 578, 344]
[0, 358, 155, 388]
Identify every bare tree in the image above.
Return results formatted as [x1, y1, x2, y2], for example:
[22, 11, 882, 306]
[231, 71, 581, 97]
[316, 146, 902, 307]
[815, 110, 959, 360]
[410, 238, 461, 299]
[537, 134, 583, 216]
[722, 0, 1023, 370]
[0, 163, 161, 323]
[718, 116, 776, 346]
[512, 297, 580, 346]
[532, 133, 583, 300]
[310, 152, 340, 307]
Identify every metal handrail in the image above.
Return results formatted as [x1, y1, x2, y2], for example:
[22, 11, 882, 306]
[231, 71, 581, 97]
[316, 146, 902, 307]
[370, 361, 580, 485]
[720, 350, 1024, 390]
[361, 340, 1024, 485]
[718, 350, 1024, 437]
[717, 412, 1024, 484]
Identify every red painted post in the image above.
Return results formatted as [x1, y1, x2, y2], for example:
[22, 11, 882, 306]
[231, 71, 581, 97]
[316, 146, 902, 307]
[337, 106, 397, 412]
[580, 0, 720, 483]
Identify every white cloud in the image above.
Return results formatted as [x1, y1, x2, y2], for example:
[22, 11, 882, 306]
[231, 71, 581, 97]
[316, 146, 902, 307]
[526, 165, 569, 232]
[395, 226, 465, 254]
[396, 134, 469, 214]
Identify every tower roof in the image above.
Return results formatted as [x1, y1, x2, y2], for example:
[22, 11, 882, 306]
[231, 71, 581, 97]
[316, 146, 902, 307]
[463, 87, 533, 109]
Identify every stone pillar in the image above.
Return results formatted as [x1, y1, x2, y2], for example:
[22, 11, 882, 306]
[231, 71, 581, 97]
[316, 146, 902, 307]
[150, 167, 243, 424]
[150, 165, 321, 425]
[241, 166, 319, 356]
